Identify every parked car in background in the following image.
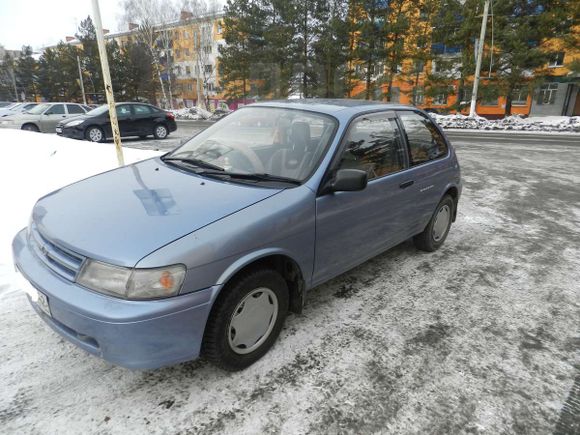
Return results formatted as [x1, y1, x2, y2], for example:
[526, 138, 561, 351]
[13, 99, 461, 371]
[0, 102, 39, 117]
[56, 102, 177, 142]
[0, 101, 14, 108]
[0, 102, 89, 132]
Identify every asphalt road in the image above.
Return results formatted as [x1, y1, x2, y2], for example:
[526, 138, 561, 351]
[1, 131, 579, 434]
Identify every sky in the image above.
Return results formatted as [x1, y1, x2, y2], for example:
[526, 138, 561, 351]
[0, 0, 124, 51]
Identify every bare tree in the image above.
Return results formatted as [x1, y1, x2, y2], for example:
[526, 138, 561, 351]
[180, 0, 220, 109]
[120, 0, 179, 108]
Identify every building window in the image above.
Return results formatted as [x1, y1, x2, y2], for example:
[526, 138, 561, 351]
[185, 66, 191, 75]
[217, 23, 223, 34]
[203, 45, 212, 54]
[413, 60, 425, 73]
[481, 86, 499, 106]
[537, 83, 558, 105]
[432, 92, 448, 106]
[413, 87, 424, 105]
[373, 62, 383, 77]
[184, 48, 190, 56]
[548, 52, 565, 68]
[187, 83, 193, 91]
[511, 86, 528, 106]
[184, 31, 189, 39]
[174, 49, 180, 58]
[204, 64, 213, 74]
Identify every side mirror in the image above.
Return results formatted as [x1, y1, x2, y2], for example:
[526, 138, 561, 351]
[327, 169, 368, 193]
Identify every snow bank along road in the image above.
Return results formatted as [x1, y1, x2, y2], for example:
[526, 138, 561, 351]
[0, 132, 579, 434]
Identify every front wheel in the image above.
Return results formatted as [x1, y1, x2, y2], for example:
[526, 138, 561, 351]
[414, 195, 454, 252]
[153, 124, 168, 139]
[202, 269, 289, 371]
[85, 126, 105, 142]
[21, 123, 39, 132]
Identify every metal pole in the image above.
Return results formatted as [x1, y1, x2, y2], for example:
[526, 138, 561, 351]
[469, 0, 490, 117]
[91, 0, 124, 166]
[77, 55, 87, 105]
[11, 67, 18, 102]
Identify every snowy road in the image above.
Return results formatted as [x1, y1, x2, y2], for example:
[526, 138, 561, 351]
[1, 133, 579, 434]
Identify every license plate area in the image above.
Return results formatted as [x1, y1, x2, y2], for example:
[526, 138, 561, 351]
[16, 270, 51, 317]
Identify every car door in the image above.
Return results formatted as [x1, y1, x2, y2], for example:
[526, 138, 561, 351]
[66, 104, 86, 118]
[40, 104, 66, 132]
[396, 110, 452, 235]
[132, 104, 154, 136]
[313, 111, 416, 286]
[102, 104, 133, 137]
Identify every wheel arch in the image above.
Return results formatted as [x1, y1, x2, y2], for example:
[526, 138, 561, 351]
[21, 122, 39, 131]
[215, 249, 306, 315]
[442, 184, 460, 222]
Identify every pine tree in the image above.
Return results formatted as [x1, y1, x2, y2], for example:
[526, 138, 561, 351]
[15, 46, 37, 101]
[76, 16, 104, 98]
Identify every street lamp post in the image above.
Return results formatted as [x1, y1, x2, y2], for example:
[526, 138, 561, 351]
[469, 0, 491, 118]
[77, 55, 87, 105]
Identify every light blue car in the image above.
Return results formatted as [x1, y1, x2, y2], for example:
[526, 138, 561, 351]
[13, 99, 462, 370]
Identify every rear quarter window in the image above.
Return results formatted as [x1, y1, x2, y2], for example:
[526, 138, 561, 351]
[398, 111, 448, 166]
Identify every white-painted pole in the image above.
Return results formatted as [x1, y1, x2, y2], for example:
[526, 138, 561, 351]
[91, 0, 124, 166]
[77, 55, 87, 105]
[469, 0, 490, 118]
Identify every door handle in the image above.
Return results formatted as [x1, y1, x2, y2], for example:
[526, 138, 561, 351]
[399, 180, 414, 189]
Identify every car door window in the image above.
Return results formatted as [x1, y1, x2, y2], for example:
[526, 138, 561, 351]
[133, 105, 152, 115]
[66, 104, 85, 114]
[337, 113, 405, 180]
[116, 105, 131, 118]
[398, 111, 448, 166]
[46, 104, 65, 115]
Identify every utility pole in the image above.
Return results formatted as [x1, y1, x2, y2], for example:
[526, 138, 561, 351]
[92, 0, 124, 166]
[11, 67, 18, 102]
[77, 55, 87, 105]
[469, 0, 490, 118]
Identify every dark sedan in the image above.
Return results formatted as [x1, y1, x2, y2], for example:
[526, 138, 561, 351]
[56, 102, 177, 142]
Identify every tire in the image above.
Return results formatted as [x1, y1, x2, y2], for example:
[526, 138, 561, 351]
[85, 126, 105, 142]
[153, 124, 168, 139]
[21, 123, 39, 132]
[414, 195, 454, 252]
[202, 268, 289, 371]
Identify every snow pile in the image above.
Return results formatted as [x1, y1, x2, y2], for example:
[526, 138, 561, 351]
[172, 106, 212, 120]
[432, 113, 580, 132]
[0, 130, 161, 282]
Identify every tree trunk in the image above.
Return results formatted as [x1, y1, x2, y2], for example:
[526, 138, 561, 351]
[505, 92, 513, 117]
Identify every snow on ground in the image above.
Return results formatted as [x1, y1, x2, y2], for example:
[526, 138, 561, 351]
[0, 130, 161, 293]
[0, 130, 578, 434]
[432, 113, 580, 132]
[172, 106, 213, 120]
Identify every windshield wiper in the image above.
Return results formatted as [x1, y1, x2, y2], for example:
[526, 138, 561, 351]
[197, 170, 301, 185]
[162, 156, 224, 171]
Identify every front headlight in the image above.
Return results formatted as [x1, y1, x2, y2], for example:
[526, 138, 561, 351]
[77, 260, 186, 299]
[66, 119, 85, 127]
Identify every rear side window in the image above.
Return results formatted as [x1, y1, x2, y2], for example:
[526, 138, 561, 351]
[67, 104, 85, 114]
[338, 113, 405, 180]
[398, 112, 448, 166]
[133, 105, 152, 114]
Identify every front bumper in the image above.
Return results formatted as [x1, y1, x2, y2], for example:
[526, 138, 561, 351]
[57, 125, 85, 139]
[12, 228, 218, 369]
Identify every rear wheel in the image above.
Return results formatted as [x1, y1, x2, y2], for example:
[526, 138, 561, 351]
[21, 123, 39, 132]
[85, 126, 105, 142]
[414, 195, 454, 252]
[202, 269, 289, 371]
[153, 124, 168, 139]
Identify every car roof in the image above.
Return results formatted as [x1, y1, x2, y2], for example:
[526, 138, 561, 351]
[251, 98, 416, 117]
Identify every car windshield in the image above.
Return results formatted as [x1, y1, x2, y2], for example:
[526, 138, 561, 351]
[27, 103, 51, 114]
[86, 105, 108, 116]
[166, 106, 337, 182]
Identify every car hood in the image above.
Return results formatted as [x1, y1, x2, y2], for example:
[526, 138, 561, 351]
[32, 158, 283, 267]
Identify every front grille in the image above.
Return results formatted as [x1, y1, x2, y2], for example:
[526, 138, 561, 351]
[29, 224, 85, 281]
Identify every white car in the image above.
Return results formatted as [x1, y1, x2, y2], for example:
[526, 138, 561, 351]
[0, 103, 89, 132]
